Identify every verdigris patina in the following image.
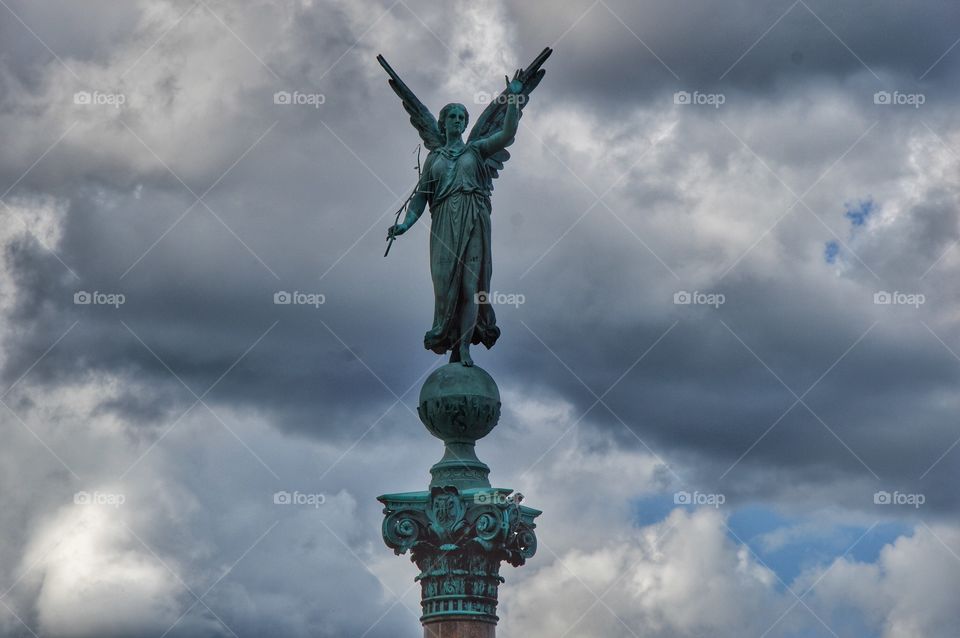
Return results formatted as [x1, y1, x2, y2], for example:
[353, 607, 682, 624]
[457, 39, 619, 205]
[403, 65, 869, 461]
[379, 363, 541, 628]
[379, 485, 540, 626]
[380, 48, 552, 366]
[376, 48, 551, 637]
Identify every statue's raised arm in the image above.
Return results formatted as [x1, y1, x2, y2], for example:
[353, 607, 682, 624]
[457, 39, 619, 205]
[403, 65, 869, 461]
[378, 48, 552, 366]
[468, 47, 552, 192]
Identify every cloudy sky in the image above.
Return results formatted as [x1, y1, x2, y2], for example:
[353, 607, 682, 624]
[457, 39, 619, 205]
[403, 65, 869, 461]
[1, 0, 960, 636]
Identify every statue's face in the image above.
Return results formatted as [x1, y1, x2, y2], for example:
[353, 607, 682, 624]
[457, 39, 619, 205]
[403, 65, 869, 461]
[444, 107, 467, 135]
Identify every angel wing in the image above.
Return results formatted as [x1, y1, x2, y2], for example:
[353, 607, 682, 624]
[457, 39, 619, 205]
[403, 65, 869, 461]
[377, 55, 443, 151]
[468, 47, 552, 191]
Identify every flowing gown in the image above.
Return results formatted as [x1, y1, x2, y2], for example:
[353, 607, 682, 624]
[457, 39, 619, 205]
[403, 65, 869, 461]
[420, 141, 500, 355]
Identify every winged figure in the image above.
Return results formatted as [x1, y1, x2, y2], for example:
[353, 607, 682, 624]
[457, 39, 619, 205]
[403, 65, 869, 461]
[379, 47, 552, 366]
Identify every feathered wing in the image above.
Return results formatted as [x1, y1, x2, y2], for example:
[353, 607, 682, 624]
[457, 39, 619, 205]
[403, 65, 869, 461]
[377, 55, 443, 151]
[468, 47, 553, 191]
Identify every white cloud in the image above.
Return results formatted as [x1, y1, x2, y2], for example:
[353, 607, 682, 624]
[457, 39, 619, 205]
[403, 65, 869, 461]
[22, 503, 190, 638]
[504, 508, 960, 638]
[804, 524, 960, 638]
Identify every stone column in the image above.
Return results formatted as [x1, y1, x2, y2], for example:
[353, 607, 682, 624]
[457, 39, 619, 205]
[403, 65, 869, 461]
[378, 363, 540, 637]
[423, 619, 496, 637]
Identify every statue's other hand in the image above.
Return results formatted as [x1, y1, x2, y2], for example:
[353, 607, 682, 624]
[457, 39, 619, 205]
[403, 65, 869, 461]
[387, 222, 408, 240]
[505, 69, 523, 95]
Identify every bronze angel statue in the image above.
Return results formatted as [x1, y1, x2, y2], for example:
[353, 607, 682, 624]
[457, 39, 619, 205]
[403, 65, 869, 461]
[379, 48, 552, 366]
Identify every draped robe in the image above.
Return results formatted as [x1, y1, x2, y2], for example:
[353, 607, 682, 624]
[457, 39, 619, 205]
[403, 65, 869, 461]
[420, 142, 500, 354]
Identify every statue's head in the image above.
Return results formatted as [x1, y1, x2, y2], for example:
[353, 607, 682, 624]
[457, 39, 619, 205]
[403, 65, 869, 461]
[438, 103, 469, 137]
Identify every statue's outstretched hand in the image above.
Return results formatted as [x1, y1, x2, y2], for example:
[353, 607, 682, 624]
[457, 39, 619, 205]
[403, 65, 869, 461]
[387, 222, 408, 240]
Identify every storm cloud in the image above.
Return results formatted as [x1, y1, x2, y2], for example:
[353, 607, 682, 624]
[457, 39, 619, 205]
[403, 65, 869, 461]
[1, 1, 959, 636]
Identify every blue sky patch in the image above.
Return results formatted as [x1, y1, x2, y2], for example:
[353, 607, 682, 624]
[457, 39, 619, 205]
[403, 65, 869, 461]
[825, 240, 840, 264]
[844, 198, 875, 227]
[726, 505, 910, 585]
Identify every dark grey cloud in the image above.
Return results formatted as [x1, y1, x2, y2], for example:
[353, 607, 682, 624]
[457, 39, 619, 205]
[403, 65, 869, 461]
[509, 0, 960, 110]
[3, 1, 960, 636]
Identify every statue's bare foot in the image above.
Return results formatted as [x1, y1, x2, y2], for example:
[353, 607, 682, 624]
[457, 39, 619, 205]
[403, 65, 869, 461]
[449, 348, 461, 364]
[459, 345, 473, 367]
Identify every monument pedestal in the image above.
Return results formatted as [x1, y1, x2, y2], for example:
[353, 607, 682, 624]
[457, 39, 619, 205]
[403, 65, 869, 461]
[423, 619, 496, 638]
[378, 364, 540, 637]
